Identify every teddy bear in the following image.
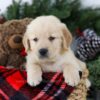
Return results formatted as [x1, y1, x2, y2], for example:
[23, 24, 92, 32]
[0, 18, 32, 68]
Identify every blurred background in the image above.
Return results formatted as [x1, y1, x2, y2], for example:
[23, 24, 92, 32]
[0, 0, 100, 99]
[0, 0, 100, 34]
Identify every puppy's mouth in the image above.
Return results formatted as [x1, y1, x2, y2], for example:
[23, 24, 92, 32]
[39, 54, 48, 59]
[38, 54, 56, 63]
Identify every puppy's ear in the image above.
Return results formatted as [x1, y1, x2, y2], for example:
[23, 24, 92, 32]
[23, 34, 31, 52]
[61, 24, 72, 50]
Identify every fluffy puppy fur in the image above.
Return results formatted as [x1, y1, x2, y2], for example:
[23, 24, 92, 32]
[23, 15, 89, 87]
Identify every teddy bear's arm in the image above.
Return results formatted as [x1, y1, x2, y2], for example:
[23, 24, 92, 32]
[7, 53, 25, 68]
[0, 52, 8, 66]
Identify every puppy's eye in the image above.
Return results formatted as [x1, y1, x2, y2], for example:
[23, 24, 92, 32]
[33, 37, 38, 42]
[49, 36, 55, 41]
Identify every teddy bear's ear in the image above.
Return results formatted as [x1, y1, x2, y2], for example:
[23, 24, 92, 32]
[23, 34, 31, 52]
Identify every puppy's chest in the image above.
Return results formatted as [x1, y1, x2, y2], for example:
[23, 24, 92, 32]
[41, 62, 63, 72]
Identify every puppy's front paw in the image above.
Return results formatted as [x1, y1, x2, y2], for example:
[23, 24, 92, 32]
[63, 68, 81, 86]
[27, 73, 42, 87]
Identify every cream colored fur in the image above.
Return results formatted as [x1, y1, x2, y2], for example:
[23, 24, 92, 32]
[23, 15, 89, 87]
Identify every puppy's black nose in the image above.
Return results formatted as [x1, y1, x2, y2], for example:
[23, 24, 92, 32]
[39, 48, 48, 57]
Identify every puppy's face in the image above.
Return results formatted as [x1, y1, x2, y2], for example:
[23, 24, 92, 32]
[23, 16, 72, 63]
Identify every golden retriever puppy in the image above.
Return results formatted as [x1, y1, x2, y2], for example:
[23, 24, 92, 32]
[23, 15, 89, 87]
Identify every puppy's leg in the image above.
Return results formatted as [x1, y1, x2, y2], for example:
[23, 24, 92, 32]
[63, 63, 81, 86]
[76, 58, 86, 70]
[85, 79, 91, 88]
[76, 59, 91, 88]
[26, 63, 42, 86]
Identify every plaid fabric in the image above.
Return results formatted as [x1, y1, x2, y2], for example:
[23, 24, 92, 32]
[0, 66, 74, 100]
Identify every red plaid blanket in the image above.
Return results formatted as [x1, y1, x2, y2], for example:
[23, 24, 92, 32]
[0, 66, 74, 100]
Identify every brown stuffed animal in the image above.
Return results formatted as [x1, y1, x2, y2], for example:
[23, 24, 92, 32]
[0, 18, 32, 68]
